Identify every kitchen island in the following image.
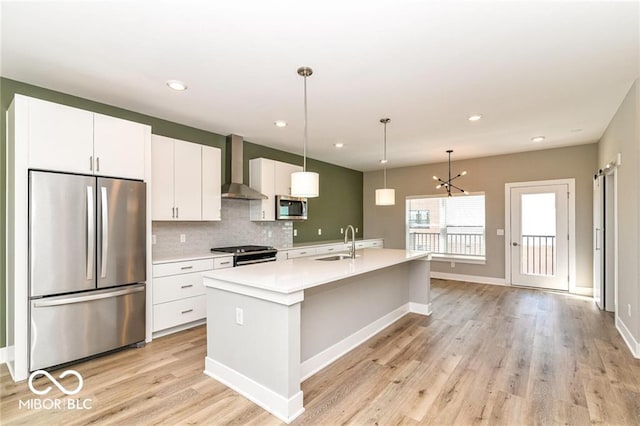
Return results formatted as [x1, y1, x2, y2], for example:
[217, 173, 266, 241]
[202, 248, 431, 423]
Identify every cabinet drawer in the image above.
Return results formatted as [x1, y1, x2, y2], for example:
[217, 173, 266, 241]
[355, 242, 366, 249]
[153, 272, 206, 304]
[153, 295, 206, 332]
[287, 248, 317, 259]
[367, 240, 383, 248]
[316, 244, 347, 255]
[214, 256, 234, 269]
[152, 258, 214, 277]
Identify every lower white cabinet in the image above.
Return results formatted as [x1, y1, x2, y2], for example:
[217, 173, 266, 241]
[287, 248, 318, 259]
[152, 256, 233, 334]
[316, 244, 348, 255]
[278, 239, 383, 260]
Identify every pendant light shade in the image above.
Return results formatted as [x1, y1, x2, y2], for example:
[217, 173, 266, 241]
[375, 118, 395, 206]
[375, 188, 396, 206]
[291, 66, 319, 198]
[291, 170, 319, 198]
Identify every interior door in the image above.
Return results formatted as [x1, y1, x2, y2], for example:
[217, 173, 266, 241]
[593, 175, 604, 308]
[510, 184, 569, 290]
[97, 177, 146, 288]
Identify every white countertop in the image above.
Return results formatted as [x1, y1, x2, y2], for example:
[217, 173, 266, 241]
[203, 248, 429, 294]
[152, 251, 233, 265]
[279, 237, 383, 250]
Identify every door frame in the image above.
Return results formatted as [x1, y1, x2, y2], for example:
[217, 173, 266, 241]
[504, 179, 577, 293]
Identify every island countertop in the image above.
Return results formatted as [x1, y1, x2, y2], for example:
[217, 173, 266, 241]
[202, 248, 430, 295]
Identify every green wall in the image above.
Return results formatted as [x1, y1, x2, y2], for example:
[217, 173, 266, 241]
[243, 142, 363, 243]
[0, 77, 363, 348]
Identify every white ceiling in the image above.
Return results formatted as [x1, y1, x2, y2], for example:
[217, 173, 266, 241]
[1, 1, 638, 171]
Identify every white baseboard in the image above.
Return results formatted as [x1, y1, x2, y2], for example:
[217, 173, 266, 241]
[616, 315, 640, 359]
[409, 302, 432, 316]
[0, 346, 7, 364]
[301, 303, 413, 381]
[571, 286, 594, 296]
[430, 271, 507, 286]
[204, 357, 304, 424]
[152, 318, 206, 340]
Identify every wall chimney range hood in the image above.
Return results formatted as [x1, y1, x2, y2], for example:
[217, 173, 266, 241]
[221, 134, 268, 200]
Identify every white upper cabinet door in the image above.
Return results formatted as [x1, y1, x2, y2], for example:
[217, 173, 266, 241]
[201, 145, 222, 221]
[173, 140, 202, 221]
[94, 113, 147, 180]
[27, 97, 94, 174]
[151, 135, 176, 221]
[249, 158, 275, 221]
[274, 161, 302, 196]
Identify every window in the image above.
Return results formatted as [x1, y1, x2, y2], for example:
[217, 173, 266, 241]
[406, 194, 486, 260]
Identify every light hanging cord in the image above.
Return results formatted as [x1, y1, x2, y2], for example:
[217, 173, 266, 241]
[375, 118, 395, 206]
[291, 66, 319, 198]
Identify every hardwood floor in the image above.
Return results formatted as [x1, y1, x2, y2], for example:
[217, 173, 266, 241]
[2, 279, 640, 425]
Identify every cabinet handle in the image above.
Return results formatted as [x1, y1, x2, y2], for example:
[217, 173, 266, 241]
[181, 309, 193, 314]
[96, 157, 100, 172]
[328, 248, 334, 251]
[89, 156, 93, 171]
[220, 261, 231, 265]
[300, 251, 307, 255]
[176, 207, 179, 218]
[172, 207, 175, 219]
[180, 266, 193, 270]
[262, 210, 265, 219]
[180, 285, 193, 289]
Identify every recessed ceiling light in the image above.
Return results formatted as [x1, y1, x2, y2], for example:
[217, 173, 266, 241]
[166, 80, 187, 91]
[274, 120, 287, 128]
[468, 114, 482, 122]
[570, 128, 583, 133]
[333, 143, 344, 148]
[531, 136, 546, 143]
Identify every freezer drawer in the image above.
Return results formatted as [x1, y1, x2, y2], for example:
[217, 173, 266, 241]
[30, 284, 145, 371]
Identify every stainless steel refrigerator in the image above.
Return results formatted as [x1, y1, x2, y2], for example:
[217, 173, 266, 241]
[29, 170, 146, 371]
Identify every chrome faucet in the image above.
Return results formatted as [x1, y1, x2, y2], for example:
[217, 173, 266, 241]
[344, 225, 356, 259]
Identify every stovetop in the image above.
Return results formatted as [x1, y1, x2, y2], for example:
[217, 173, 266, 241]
[211, 245, 275, 254]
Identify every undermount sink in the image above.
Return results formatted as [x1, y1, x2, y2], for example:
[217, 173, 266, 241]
[315, 254, 355, 261]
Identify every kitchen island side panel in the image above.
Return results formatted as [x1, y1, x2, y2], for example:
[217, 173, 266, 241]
[300, 263, 410, 362]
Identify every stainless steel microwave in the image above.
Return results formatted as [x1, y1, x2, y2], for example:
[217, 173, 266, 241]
[276, 195, 307, 220]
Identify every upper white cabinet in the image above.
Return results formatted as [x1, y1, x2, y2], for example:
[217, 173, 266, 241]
[26, 96, 148, 180]
[249, 158, 302, 221]
[151, 135, 221, 221]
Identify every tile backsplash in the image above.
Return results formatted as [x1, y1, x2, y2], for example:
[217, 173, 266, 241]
[152, 199, 293, 260]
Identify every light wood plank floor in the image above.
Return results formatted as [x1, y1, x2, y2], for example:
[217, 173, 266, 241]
[2, 279, 640, 425]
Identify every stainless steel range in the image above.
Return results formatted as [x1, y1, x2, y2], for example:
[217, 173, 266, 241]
[211, 245, 277, 266]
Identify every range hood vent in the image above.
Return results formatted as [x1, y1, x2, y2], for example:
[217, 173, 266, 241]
[221, 134, 267, 200]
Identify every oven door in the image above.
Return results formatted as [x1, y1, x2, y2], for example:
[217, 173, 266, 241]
[276, 195, 307, 220]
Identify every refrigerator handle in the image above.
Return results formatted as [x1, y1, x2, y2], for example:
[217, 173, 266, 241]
[87, 186, 94, 280]
[33, 285, 145, 307]
[100, 186, 109, 278]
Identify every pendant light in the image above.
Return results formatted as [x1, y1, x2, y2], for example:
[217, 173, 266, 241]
[375, 118, 395, 206]
[291, 66, 319, 198]
[433, 150, 469, 197]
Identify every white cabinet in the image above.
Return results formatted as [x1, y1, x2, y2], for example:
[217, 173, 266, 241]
[249, 158, 302, 221]
[316, 243, 348, 255]
[26, 96, 148, 179]
[151, 135, 222, 221]
[152, 256, 232, 334]
[287, 247, 318, 259]
[277, 239, 383, 261]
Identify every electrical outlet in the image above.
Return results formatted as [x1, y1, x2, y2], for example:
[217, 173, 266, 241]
[268, 230, 272, 238]
[355, 227, 359, 233]
[496, 229, 504, 236]
[318, 228, 322, 236]
[236, 308, 244, 325]
[293, 229, 298, 237]
[628, 304, 632, 317]
[180, 234, 186, 243]
[152, 234, 157, 245]
[340, 228, 344, 234]
[451, 261, 455, 268]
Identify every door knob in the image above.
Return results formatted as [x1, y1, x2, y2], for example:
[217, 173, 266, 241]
[512, 242, 519, 246]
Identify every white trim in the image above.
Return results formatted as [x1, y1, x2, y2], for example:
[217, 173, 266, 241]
[204, 278, 304, 306]
[430, 255, 486, 265]
[571, 286, 594, 297]
[504, 179, 576, 293]
[204, 357, 305, 424]
[430, 271, 507, 286]
[300, 303, 412, 381]
[409, 302, 432, 316]
[0, 346, 7, 364]
[152, 318, 206, 339]
[615, 316, 640, 359]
